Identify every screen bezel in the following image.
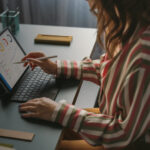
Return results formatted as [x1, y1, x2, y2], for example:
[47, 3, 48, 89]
[0, 28, 28, 93]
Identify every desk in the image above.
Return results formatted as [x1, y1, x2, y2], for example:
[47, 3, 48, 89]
[0, 24, 97, 150]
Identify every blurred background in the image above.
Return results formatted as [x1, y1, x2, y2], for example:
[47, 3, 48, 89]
[0, 0, 97, 28]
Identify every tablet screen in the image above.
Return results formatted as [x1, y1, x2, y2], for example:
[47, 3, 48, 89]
[0, 29, 26, 91]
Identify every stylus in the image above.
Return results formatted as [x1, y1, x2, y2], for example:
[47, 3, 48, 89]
[13, 55, 58, 64]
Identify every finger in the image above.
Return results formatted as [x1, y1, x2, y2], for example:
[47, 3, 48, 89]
[30, 62, 36, 69]
[22, 59, 32, 67]
[31, 65, 36, 71]
[31, 66, 34, 71]
[22, 56, 27, 61]
[28, 98, 40, 102]
[23, 62, 28, 67]
[28, 52, 45, 58]
[19, 106, 36, 112]
[28, 62, 34, 70]
[32, 63, 37, 68]
[19, 101, 36, 107]
[30, 63, 38, 71]
[19, 98, 40, 107]
[22, 52, 45, 61]
[22, 54, 32, 61]
[27, 58, 43, 67]
[21, 112, 38, 118]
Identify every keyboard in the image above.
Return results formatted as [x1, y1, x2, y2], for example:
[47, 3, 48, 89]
[11, 67, 59, 102]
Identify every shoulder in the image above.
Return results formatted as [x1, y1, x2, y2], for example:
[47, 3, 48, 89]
[127, 26, 150, 69]
[136, 26, 150, 67]
[140, 25, 150, 47]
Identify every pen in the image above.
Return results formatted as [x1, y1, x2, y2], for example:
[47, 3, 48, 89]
[13, 55, 58, 64]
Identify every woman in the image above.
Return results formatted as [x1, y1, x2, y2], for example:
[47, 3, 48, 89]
[19, 0, 150, 149]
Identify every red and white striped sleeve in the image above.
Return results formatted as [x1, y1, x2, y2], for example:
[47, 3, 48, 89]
[56, 56, 105, 85]
[51, 64, 150, 149]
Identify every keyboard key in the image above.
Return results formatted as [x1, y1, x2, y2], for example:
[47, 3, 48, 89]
[11, 68, 58, 102]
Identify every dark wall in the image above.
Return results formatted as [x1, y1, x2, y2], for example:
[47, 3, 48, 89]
[0, 0, 97, 28]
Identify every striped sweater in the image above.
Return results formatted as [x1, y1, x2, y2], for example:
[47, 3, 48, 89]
[51, 26, 150, 149]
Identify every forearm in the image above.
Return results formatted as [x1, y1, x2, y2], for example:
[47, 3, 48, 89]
[56, 60, 82, 79]
[51, 93, 150, 149]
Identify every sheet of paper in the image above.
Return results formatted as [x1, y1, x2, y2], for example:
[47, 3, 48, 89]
[0, 128, 34, 141]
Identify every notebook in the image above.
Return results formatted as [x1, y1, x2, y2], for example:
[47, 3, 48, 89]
[0, 28, 60, 102]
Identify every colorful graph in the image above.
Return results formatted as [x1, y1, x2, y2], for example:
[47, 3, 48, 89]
[2, 38, 8, 46]
[0, 42, 5, 52]
[0, 35, 11, 52]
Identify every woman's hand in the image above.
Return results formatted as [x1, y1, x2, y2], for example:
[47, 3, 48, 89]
[22, 52, 57, 75]
[19, 97, 58, 121]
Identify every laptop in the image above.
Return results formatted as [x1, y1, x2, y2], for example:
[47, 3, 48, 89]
[0, 28, 60, 102]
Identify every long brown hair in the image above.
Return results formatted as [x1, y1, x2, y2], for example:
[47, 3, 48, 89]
[91, 0, 150, 58]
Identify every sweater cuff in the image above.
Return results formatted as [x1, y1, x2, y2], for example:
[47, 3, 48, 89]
[50, 100, 88, 132]
[56, 60, 62, 77]
[51, 100, 66, 122]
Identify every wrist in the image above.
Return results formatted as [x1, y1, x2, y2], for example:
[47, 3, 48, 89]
[47, 61, 57, 75]
[52, 63, 57, 75]
[50, 101, 62, 122]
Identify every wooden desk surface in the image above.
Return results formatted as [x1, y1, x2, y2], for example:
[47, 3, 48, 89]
[0, 24, 96, 150]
